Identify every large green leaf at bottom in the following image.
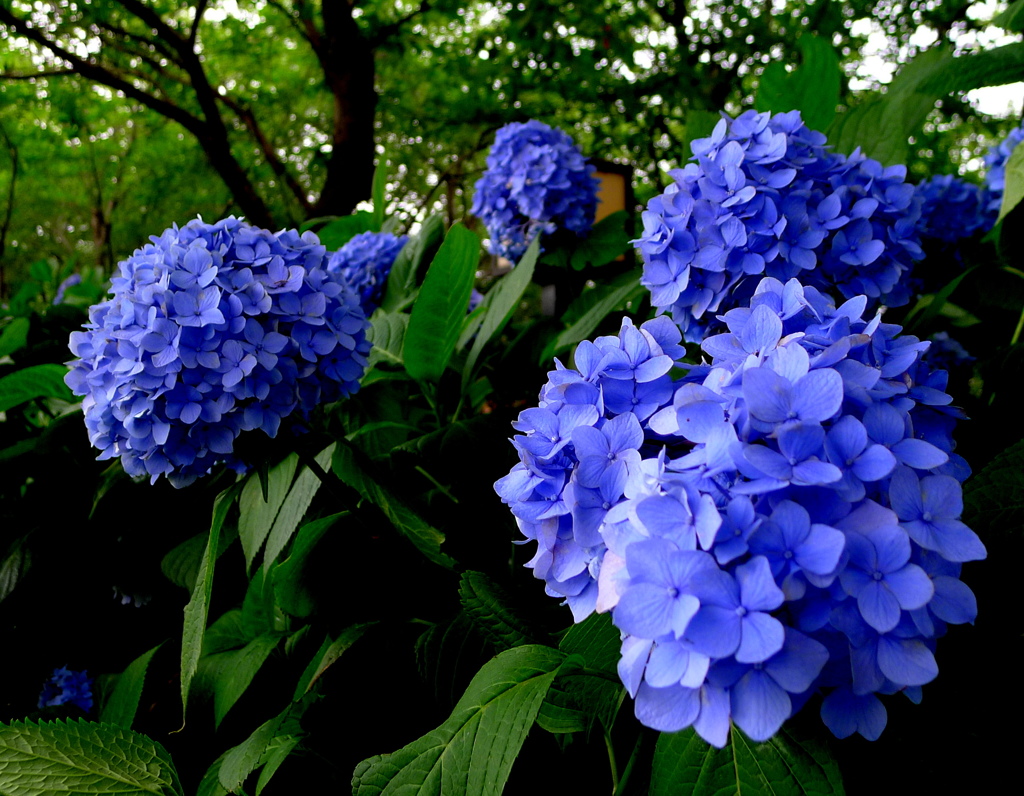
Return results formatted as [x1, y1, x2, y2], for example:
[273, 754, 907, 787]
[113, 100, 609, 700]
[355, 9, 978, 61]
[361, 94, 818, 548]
[0, 719, 183, 796]
[352, 645, 567, 795]
[649, 725, 844, 795]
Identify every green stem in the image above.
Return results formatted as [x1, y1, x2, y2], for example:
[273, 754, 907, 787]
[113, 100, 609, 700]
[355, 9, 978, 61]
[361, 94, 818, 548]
[415, 465, 459, 503]
[612, 733, 644, 796]
[1012, 303, 1024, 346]
[605, 732, 620, 793]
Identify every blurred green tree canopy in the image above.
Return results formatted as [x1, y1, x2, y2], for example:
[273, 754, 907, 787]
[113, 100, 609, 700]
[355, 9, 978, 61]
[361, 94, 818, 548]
[0, 0, 1020, 295]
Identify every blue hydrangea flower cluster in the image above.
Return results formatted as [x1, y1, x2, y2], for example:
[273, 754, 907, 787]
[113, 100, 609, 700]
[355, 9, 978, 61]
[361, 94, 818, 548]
[471, 119, 600, 262]
[983, 119, 1024, 215]
[914, 174, 993, 244]
[496, 276, 984, 746]
[38, 667, 93, 711]
[634, 110, 924, 342]
[65, 216, 371, 487]
[326, 230, 407, 313]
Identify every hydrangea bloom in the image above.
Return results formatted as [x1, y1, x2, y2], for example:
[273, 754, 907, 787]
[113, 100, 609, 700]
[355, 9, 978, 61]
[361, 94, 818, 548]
[471, 120, 600, 262]
[326, 230, 407, 313]
[38, 667, 93, 711]
[633, 110, 924, 341]
[66, 216, 371, 487]
[983, 119, 1024, 215]
[496, 276, 984, 746]
[915, 174, 993, 244]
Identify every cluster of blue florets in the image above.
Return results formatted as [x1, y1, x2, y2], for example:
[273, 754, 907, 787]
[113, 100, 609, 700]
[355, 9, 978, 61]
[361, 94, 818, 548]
[983, 119, 1024, 215]
[327, 230, 407, 313]
[634, 110, 925, 342]
[496, 275, 983, 745]
[38, 667, 93, 711]
[471, 120, 600, 262]
[914, 174, 993, 245]
[66, 216, 371, 487]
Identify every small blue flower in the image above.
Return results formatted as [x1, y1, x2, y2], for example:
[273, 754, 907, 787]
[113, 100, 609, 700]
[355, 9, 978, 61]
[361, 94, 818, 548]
[38, 667, 93, 711]
[471, 120, 600, 262]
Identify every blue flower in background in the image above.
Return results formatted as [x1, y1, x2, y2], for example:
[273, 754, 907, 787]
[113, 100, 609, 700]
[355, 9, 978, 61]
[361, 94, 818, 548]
[65, 216, 372, 487]
[471, 119, 600, 262]
[497, 275, 983, 746]
[983, 119, 1024, 214]
[634, 110, 924, 341]
[38, 667, 93, 711]
[327, 230, 407, 313]
[914, 174, 993, 244]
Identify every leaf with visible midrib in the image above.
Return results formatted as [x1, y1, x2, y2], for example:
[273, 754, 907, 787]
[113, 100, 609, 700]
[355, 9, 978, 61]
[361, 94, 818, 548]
[100, 644, 162, 730]
[461, 235, 539, 392]
[0, 364, 75, 412]
[404, 222, 480, 383]
[964, 438, 1024, 533]
[649, 725, 845, 795]
[352, 645, 566, 796]
[458, 570, 540, 651]
[0, 718, 183, 796]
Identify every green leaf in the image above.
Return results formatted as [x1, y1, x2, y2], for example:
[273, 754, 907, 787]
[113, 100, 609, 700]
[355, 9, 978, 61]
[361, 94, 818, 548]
[239, 455, 298, 571]
[254, 735, 302, 795]
[569, 210, 632, 270]
[0, 364, 75, 412]
[242, 566, 282, 640]
[352, 645, 566, 796]
[196, 752, 230, 796]
[998, 142, 1024, 226]
[904, 265, 979, 333]
[100, 644, 162, 729]
[180, 483, 241, 727]
[262, 444, 334, 568]
[367, 310, 409, 368]
[0, 539, 30, 605]
[649, 725, 845, 795]
[461, 236, 539, 392]
[828, 47, 953, 166]
[404, 222, 480, 383]
[381, 212, 445, 313]
[218, 712, 286, 793]
[333, 441, 455, 569]
[995, 0, 1024, 31]
[300, 622, 377, 695]
[316, 212, 376, 250]
[755, 33, 842, 132]
[207, 634, 281, 728]
[202, 610, 247, 656]
[372, 156, 388, 231]
[551, 275, 645, 357]
[557, 612, 624, 732]
[920, 42, 1024, 96]
[964, 438, 1024, 533]
[0, 718, 183, 796]
[458, 570, 539, 651]
[272, 513, 345, 617]
[0, 317, 30, 359]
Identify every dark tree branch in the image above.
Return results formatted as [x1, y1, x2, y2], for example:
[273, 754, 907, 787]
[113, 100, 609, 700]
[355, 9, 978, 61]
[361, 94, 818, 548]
[0, 69, 76, 80]
[216, 92, 313, 215]
[264, 0, 314, 44]
[93, 18, 182, 66]
[189, 0, 210, 48]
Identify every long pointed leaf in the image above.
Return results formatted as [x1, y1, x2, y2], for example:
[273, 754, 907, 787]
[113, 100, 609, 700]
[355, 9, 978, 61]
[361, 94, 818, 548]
[404, 223, 480, 383]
